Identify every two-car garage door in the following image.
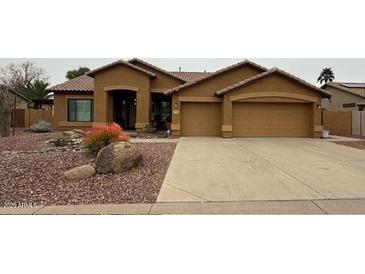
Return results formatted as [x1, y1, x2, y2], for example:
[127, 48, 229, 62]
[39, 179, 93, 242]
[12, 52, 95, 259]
[233, 102, 311, 137]
[180, 101, 311, 137]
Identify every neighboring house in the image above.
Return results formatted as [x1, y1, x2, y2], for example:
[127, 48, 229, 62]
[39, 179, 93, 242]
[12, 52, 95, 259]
[0, 84, 32, 127]
[30, 98, 54, 110]
[48, 58, 331, 138]
[5, 86, 32, 109]
[321, 82, 365, 111]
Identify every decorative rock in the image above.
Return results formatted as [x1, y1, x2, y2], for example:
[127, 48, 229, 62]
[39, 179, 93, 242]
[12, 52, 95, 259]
[72, 129, 85, 135]
[63, 130, 82, 140]
[95, 142, 142, 174]
[63, 131, 76, 136]
[64, 164, 95, 180]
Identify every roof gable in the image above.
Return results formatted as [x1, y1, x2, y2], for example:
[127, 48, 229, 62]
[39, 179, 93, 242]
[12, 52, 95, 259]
[164, 59, 268, 95]
[87, 59, 156, 78]
[128, 58, 187, 83]
[216, 68, 332, 98]
[0, 84, 32, 102]
[322, 82, 365, 98]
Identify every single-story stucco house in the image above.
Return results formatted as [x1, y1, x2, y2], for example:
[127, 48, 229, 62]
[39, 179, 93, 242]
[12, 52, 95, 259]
[321, 82, 365, 111]
[48, 59, 331, 138]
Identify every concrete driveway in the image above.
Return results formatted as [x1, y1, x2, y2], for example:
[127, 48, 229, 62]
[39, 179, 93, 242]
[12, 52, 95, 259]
[157, 137, 365, 202]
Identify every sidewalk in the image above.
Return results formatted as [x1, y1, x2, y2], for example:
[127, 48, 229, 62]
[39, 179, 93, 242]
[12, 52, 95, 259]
[131, 138, 178, 143]
[2, 199, 365, 215]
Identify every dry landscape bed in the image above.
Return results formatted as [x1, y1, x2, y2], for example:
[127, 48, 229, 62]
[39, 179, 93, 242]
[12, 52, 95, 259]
[334, 140, 365, 151]
[0, 129, 63, 151]
[0, 130, 176, 206]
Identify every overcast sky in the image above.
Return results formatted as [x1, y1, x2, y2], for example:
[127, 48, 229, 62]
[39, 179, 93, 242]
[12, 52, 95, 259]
[0, 58, 364, 87]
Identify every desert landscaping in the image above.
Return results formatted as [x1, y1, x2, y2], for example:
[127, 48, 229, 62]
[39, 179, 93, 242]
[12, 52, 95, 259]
[0, 127, 176, 206]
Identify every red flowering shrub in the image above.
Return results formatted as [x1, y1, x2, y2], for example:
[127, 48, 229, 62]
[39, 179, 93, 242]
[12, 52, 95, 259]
[83, 123, 130, 154]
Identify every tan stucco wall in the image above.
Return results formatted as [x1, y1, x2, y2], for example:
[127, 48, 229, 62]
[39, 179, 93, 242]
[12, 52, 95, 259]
[173, 71, 323, 138]
[171, 65, 264, 136]
[54, 63, 186, 131]
[225, 74, 323, 99]
[53, 61, 325, 138]
[54, 93, 94, 130]
[177, 66, 262, 97]
[93, 65, 151, 131]
[221, 74, 323, 138]
[129, 60, 184, 92]
[321, 86, 365, 111]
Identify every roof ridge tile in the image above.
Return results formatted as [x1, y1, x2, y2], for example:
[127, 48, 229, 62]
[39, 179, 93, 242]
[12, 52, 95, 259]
[128, 58, 187, 82]
[87, 59, 156, 78]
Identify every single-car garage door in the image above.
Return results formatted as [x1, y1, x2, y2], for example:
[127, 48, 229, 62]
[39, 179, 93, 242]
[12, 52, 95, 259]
[233, 102, 311, 137]
[181, 102, 221, 136]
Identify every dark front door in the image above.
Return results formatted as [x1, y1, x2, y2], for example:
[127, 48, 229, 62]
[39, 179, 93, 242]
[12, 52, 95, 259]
[151, 93, 172, 130]
[114, 93, 136, 130]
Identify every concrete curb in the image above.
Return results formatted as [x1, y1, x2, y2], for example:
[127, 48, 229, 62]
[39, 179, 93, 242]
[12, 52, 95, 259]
[1, 199, 365, 215]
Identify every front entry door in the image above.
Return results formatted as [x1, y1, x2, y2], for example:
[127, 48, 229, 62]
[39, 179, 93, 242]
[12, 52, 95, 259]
[115, 94, 136, 130]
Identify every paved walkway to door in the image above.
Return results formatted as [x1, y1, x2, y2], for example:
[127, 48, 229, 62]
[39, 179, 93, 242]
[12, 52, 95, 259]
[157, 137, 365, 202]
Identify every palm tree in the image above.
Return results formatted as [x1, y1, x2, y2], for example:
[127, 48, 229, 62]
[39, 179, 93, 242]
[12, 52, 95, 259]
[317, 68, 335, 84]
[21, 80, 51, 100]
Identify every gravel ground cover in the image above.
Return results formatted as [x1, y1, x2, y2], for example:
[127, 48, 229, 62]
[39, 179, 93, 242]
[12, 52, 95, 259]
[333, 141, 365, 151]
[0, 129, 62, 151]
[350, 135, 365, 140]
[0, 142, 176, 206]
[339, 135, 365, 140]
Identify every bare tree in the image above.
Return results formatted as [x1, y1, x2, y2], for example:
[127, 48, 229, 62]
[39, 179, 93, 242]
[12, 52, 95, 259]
[0, 84, 13, 137]
[0, 61, 49, 94]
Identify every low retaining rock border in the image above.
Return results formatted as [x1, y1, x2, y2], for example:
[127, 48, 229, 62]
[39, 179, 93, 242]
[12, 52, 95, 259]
[1, 146, 83, 155]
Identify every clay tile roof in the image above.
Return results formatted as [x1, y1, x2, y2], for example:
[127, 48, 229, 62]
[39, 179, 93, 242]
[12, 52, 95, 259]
[128, 58, 188, 82]
[323, 82, 365, 98]
[87, 59, 156, 78]
[164, 59, 268, 95]
[169, 71, 213, 82]
[216, 67, 332, 98]
[46, 63, 211, 93]
[47, 75, 94, 93]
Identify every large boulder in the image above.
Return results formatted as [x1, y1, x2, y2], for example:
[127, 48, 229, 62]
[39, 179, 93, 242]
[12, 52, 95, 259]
[95, 142, 142, 174]
[64, 164, 95, 180]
